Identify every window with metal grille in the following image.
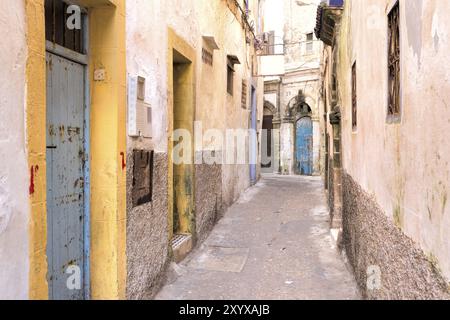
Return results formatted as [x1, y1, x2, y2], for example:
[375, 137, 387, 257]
[352, 62, 357, 130]
[241, 80, 248, 109]
[45, 0, 86, 54]
[202, 48, 213, 66]
[388, 2, 400, 118]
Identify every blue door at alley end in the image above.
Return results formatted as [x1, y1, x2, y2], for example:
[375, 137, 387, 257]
[296, 117, 313, 176]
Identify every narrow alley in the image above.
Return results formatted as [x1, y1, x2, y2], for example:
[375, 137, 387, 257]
[1, 0, 450, 303]
[156, 175, 359, 300]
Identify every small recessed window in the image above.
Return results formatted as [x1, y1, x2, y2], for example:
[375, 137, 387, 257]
[202, 48, 213, 66]
[241, 80, 248, 109]
[227, 55, 240, 96]
[306, 33, 314, 53]
[227, 66, 234, 95]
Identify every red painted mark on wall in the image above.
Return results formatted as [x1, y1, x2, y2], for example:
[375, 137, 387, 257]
[120, 152, 126, 171]
[29, 165, 39, 195]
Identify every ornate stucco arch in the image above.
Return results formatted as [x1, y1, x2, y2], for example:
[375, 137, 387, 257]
[285, 90, 316, 121]
[264, 100, 277, 115]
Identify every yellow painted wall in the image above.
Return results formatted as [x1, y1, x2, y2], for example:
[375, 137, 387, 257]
[25, 0, 48, 300]
[86, 0, 127, 300]
[26, 0, 127, 300]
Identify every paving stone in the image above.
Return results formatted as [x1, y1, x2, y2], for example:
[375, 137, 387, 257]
[156, 174, 360, 300]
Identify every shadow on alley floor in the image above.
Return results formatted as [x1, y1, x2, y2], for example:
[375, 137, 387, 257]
[156, 174, 360, 300]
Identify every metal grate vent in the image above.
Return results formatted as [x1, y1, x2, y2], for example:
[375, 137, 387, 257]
[45, 0, 86, 54]
[172, 234, 190, 249]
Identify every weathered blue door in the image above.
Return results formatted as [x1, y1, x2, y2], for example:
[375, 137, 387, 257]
[46, 52, 85, 300]
[296, 117, 313, 175]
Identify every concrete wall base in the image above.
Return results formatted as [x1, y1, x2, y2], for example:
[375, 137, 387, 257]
[126, 152, 169, 300]
[342, 172, 450, 300]
[195, 153, 223, 243]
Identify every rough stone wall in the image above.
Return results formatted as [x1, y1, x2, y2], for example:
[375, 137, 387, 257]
[195, 153, 223, 243]
[328, 158, 334, 215]
[126, 152, 169, 300]
[342, 172, 450, 300]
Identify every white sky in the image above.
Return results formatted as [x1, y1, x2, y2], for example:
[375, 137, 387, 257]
[263, 0, 284, 35]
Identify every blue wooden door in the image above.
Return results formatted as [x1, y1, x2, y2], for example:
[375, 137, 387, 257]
[46, 52, 85, 300]
[296, 117, 313, 176]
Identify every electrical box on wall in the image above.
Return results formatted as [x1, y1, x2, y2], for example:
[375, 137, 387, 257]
[128, 75, 153, 138]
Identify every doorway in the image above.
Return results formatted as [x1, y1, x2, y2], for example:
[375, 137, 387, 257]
[172, 50, 195, 237]
[262, 113, 274, 172]
[295, 117, 313, 176]
[45, 0, 89, 300]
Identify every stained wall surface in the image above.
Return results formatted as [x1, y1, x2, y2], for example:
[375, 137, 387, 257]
[331, 0, 450, 296]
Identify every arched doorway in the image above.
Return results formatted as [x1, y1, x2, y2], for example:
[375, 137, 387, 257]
[262, 101, 277, 173]
[296, 116, 313, 175]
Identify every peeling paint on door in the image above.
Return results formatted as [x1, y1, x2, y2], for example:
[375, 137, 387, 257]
[296, 117, 313, 176]
[46, 52, 85, 300]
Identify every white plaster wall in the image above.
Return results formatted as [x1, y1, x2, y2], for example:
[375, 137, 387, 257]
[280, 123, 294, 174]
[0, 1, 30, 299]
[126, 0, 172, 153]
[339, 0, 450, 280]
[283, 0, 322, 71]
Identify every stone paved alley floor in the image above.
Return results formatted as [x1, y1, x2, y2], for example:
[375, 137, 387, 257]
[156, 175, 360, 300]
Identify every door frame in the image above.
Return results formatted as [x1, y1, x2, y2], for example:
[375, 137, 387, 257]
[167, 28, 197, 241]
[28, 0, 127, 299]
[172, 52, 195, 236]
[250, 85, 257, 184]
[262, 114, 274, 170]
[45, 12, 91, 299]
[295, 116, 313, 176]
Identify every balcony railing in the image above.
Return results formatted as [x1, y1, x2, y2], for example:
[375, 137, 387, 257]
[321, 0, 344, 7]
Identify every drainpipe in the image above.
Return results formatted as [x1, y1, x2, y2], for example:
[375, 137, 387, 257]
[329, 109, 342, 229]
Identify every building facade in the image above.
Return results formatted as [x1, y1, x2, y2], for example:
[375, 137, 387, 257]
[316, 0, 450, 299]
[261, 0, 323, 176]
[0, 0, 264, 300]
[125, 0, 264, 300]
